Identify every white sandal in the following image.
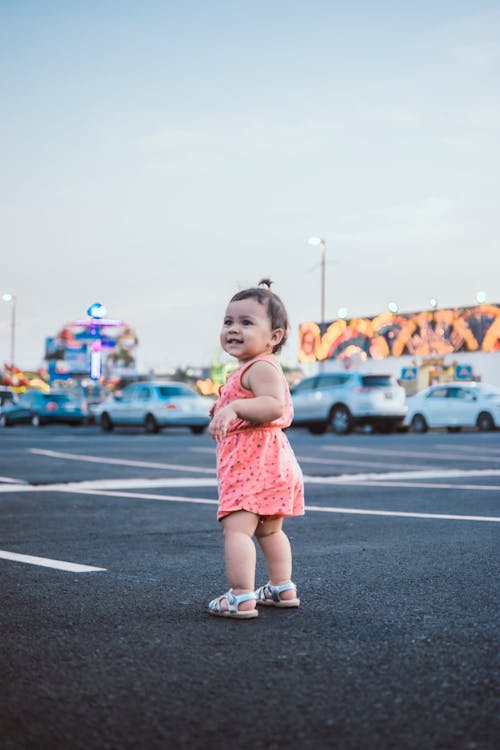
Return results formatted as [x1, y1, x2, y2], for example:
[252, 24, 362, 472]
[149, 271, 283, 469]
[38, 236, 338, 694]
[208, 589, 258, 619]
[255, 581, 300, 608]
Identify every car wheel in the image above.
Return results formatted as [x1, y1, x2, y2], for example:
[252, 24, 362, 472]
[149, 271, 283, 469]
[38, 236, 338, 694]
[477, 411, 494, 432]
[329, 405, 353, 435]
[31, 415, 42, 427]
[308, 423, 328, 435]
[411, 414, 428, 433]
[145, 414, 160, 434]
[100, 413, 114, 432]
[190, 425, 206, 435]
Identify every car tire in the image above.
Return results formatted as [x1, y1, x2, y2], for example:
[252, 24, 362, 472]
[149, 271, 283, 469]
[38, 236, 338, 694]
[411, 414, 428, 433]
[477, 411, 494, 432]
[31, 415, 42, 427]
[100, 413, 114, 432]
[329, 404, 353, 435]
[190, 425, 206, 435]
[308, 423, 328, 435]
[145, 414, 160, 434]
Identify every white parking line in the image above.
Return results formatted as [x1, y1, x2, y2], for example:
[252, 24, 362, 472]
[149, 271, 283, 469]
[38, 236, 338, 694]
[296, 455, 430, 471]
[69, 489, 500, 523]
[305, 467, 500, 482]
[320, 445, 500, 463]
[434, 443, 500, 455]
[29, 448, 216, 475]
[0, 476, 26, 484]
[0, 550, 106, 572]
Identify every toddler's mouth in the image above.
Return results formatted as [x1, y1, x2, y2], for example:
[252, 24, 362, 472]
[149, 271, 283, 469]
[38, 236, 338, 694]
[227, 338, 243, 344]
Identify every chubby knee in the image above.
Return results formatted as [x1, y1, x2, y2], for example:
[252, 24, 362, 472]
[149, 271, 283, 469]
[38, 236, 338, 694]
[255, 523, 283, 540]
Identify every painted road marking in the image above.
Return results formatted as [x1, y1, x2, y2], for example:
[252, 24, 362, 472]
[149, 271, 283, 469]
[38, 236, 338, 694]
[69, 489, 500, 523]
[0, 550, 106, 572]
[434, 443, 500, 455]
[29, 448, 216, 475]
[296, 455, 431, 470]
[305, 467, 500, 482]
[0, 476, 27, 484]
[1, 469, 500, 494]
[320, 445, 500, 463]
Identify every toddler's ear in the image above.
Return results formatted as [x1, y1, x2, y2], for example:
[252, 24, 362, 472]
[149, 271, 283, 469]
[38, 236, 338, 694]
[272, 328, 285, 346]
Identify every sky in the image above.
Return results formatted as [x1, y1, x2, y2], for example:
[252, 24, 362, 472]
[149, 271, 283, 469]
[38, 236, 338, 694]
[1, 0, 499, 372]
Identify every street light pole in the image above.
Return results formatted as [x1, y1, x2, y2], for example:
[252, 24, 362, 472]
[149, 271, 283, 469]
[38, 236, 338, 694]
[308, 237, 327, 324]
[2, 293, 16, 367]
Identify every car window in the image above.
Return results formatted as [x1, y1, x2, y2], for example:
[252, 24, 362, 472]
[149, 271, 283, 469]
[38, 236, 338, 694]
[361, 375, 394, 387]
[316, 375, 349, 388]
[120, 386, 137, 402]
[447, 387, 474, 400]
[291, 378, 317, 394]
[137, 386, 151, 401]
[156, 385, 193, 398]
[426, 387, 448, 399]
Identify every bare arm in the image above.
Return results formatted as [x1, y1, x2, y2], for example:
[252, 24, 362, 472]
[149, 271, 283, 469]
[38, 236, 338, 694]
[209, 361, 286, 441]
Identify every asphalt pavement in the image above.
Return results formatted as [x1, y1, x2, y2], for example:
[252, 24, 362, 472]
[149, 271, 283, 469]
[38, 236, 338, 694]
[1, 425, 499, 750]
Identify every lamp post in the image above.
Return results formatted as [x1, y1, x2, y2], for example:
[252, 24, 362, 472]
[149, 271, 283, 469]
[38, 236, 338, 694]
[308, 237, 327, 324]
[2, 293, 16, 367]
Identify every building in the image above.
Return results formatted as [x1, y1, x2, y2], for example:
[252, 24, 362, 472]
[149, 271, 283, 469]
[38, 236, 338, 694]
[298, 303, 500, 391]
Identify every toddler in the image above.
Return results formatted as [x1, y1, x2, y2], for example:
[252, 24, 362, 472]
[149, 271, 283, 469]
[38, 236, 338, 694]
[208, 279, 304, 619]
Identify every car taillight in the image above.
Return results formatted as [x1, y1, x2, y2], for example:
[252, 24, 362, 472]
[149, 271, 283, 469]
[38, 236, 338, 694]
[353, 386, 372, 393]
[46, 401, 58, 411]
[163, 404, 178, 410]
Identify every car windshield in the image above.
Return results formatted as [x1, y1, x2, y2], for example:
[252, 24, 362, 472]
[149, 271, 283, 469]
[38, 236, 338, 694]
[361, 376, 394, 387]
[156, 385, 194, 398]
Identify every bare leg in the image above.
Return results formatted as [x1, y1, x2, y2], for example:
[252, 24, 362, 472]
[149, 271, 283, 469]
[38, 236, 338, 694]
[255, 518, 296, 601]
[220, 510, 259, 611]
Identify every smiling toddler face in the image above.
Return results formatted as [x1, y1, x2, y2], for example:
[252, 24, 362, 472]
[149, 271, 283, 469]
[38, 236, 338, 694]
[220, 298, 280, 362]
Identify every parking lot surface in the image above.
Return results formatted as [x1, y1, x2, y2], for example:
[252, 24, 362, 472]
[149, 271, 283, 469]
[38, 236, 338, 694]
[1, 426, 499, 749]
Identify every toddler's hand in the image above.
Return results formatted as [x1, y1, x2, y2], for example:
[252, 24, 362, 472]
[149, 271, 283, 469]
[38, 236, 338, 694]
[209, 404, 238, 441]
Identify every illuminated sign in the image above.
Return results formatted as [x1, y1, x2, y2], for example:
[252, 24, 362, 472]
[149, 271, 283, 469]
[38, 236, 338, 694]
[298, 304, 500, 363]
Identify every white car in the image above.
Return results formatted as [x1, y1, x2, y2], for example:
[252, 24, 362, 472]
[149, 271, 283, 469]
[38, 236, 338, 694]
[291, 372, 408, 435]
[94, 381, 212, 434]
[404, 381, 500, 433]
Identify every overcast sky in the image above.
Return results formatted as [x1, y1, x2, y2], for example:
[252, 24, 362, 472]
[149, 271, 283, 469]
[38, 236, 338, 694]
[2, 0, 499, 372]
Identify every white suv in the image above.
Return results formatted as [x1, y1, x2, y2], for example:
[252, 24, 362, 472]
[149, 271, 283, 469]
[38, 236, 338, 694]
[291, 372, 407, 435]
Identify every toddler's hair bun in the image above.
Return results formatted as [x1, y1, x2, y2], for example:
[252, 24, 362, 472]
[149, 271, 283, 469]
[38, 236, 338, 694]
[258, 278, 273, 290]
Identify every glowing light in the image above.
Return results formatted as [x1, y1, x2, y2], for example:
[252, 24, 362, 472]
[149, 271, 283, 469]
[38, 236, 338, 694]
[2, 293, 14, 303]
[388, 301, 399, 314]
[308, 236, 322, 246]
[87, 302, 108, 319]
[337, 307, 348, 319]
[429, 298, 438, 309]
[476, 291, 486, 303]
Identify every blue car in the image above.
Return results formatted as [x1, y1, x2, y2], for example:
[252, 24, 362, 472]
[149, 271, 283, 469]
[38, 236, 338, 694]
[0, 391, 90, 427]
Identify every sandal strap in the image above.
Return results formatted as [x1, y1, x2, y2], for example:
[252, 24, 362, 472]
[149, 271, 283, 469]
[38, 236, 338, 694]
[209, 589, 256, 614]
[257, 581, 296, 603]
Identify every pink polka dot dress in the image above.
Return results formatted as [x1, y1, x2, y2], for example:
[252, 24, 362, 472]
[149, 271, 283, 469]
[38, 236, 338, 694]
[214, 354, 304, 521]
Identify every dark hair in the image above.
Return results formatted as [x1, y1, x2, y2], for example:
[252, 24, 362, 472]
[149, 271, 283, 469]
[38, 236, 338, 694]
[230, 278, 289, 353]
